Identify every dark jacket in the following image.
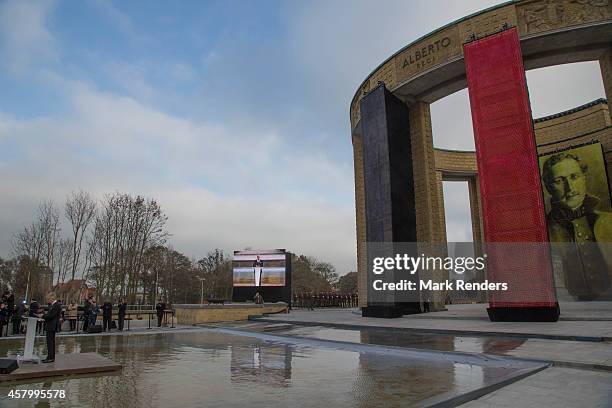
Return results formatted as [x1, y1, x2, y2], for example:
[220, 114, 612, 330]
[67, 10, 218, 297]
[43, 301, 62, 332]
[6, 294, 14, 314]
[155, 302, 165, 316]
[102, 302, 113, 317]
[83, 299, 92, 315]
[118, 303, 127, 316]
[0, 307, 7, 324]
[16, 303, 26, 319]
[29, 301, 39, 317]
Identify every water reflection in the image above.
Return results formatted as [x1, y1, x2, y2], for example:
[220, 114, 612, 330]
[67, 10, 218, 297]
[266, 324, 526, 355]
[230, 343, 292, 387]
[0, 330, 534, 408]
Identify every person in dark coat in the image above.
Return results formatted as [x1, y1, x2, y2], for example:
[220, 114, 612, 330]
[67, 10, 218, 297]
[6, 291, 14, 324]
[12, 303, 21, 335]
[90, 301, 100, 328]
[39, 292, 61, 363]
[82, 296, 92, 332]
[117, 299, 127, 331]
[0, 302, 7, 337]
[28, 300, 39, 317]
[14, 301, 26, 334]
[102, 300, 113, 332]
[29, 300, 43, 334]
[155, 299, 165, 327]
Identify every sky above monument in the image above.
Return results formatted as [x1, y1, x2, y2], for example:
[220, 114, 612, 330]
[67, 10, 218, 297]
[0, 0, 606, 274]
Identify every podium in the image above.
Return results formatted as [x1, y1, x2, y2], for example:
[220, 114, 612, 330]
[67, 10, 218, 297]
[16, 317, 41, 365]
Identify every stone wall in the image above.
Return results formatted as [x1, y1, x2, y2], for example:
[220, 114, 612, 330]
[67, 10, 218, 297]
[174, 303, 288, 325]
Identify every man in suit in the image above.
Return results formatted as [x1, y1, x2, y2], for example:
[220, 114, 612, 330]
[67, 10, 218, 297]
[39, 292, 61, 363]
[252, 255, 264, 286]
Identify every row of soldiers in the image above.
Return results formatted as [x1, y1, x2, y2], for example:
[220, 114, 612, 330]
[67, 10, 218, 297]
[292, 293, 358, 309]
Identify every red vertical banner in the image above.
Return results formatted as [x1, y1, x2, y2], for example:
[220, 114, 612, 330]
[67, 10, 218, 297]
[464, 28, 557, 315]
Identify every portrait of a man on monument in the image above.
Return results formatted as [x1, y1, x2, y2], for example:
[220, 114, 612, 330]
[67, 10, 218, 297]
[539, 143, 612, 300]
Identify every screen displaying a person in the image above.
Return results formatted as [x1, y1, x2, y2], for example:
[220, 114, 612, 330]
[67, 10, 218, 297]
[253, 255, 264, 287]
[542, 151, 612, 299]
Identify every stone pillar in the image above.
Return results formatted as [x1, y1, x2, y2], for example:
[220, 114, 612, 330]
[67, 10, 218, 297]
[409, 102, 445, 243]
[409, 102, 447, 310]
[468, 176, 487, 302]
[435, 171, 447, 242]
[352, 129, 368, 308]
[360, 84, 419, 317]
[468, 176, 484, 248]
[600, 47, 612, 123]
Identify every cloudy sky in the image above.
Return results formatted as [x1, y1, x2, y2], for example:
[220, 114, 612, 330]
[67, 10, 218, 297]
[0, 0, 605, 274]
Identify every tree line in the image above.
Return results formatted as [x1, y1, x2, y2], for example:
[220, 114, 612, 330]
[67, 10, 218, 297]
[0, 191, 356, 304]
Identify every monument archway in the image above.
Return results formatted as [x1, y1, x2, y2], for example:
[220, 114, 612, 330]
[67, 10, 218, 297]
[351, 0, 612, 319]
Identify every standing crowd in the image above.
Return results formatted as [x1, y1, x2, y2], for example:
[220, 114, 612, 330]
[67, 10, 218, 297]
[0, 291, 172, 336]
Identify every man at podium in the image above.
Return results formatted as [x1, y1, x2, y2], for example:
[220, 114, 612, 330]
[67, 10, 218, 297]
[38, 292, 61, 363]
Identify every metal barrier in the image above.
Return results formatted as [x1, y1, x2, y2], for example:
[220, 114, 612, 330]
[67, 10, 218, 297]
[0, 306, 177, 336]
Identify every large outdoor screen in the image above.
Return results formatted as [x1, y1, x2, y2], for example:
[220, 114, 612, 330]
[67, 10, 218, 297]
[233, 249, 287, 287]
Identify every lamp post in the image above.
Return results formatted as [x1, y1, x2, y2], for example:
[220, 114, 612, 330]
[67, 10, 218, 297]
[197, 276, 205, 304]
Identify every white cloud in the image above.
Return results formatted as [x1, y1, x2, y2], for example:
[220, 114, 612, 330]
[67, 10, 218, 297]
[1, 0, 607, 276]
[430, 62, 605, 151]
[0, 0, 58, 74]
[0, 79, 357, 271]
[88, 0, 135, 38]
[526, 61, 605, 118]
[157, 188, 355, 271]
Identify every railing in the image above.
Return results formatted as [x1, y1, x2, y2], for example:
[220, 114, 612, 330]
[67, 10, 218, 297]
[0, 308, 176, 337]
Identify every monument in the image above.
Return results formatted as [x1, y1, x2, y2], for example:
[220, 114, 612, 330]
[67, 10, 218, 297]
[350, 0, 612, 321]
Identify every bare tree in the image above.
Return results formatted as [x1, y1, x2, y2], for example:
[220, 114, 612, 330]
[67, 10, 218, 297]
[65, 190, 96, 282]
[12, 222, 44, 264]
[11, 200, 60, 300]
[56, 238, 73, 285]
[87, 193, 168, 302]
[38, 200, 60, 274]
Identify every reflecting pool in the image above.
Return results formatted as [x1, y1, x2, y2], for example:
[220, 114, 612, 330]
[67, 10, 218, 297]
[0, 329, 544, 408]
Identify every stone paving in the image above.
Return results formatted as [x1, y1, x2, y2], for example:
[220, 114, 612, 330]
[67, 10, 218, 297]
[227, 321, 612, 371]
[458, 367, 612, 408]
[252, 306, 612, 406]
[410, 302, 612, 321]
[261, 308, 612, 339]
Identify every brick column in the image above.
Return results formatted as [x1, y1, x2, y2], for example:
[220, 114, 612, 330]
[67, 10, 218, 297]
[468, 176, 484, 247]
[601, 47, 612, 123]
[468, 176, 487, 302]
[352, 130, 368, 308]
[409, 102, 447, 310]
[435, 171, 447, 242]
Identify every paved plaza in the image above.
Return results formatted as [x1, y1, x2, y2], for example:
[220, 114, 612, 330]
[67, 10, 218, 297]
[244, 304, 612, 406]
[0, 303, 610, 406]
